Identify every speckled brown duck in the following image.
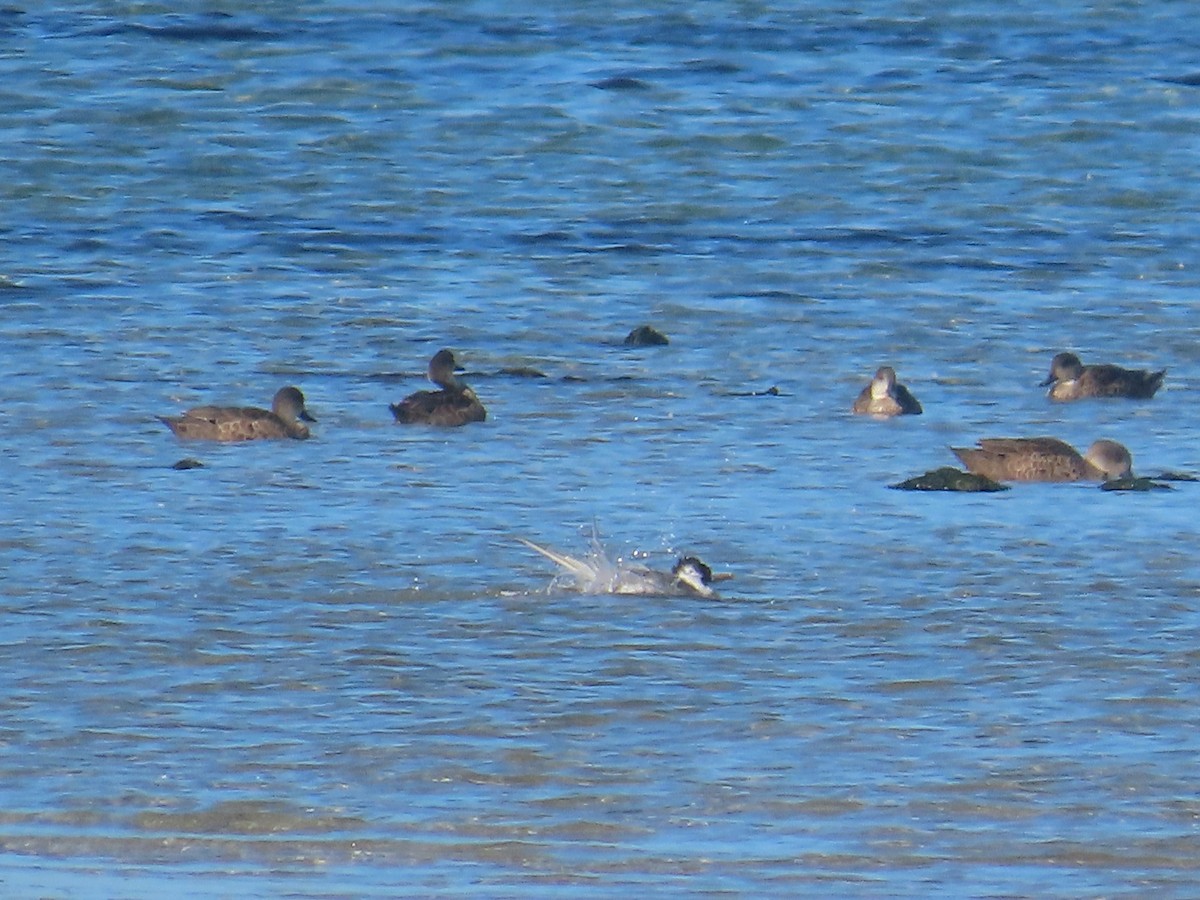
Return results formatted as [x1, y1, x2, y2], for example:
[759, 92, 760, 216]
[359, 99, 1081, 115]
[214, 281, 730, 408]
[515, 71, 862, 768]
[951, 437, 1132, 483]
[159, 386, 315, 442]
[1042, 352, 1165, 401]
[851, 366, 922, 417]
[389, 348, 487, 426]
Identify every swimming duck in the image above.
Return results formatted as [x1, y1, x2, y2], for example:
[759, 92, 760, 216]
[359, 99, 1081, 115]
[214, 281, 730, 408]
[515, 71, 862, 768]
[389, 349, 486, 426]
[851, 366, 922, 417]
[1042, 351, 1165, 401]
[159, 386, 315, 441]
[519, 537, 731, 599]
[951, 437, 1132, 483]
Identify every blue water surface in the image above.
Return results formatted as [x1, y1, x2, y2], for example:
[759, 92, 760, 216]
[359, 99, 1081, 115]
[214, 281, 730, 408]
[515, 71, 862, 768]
[2, 2, 1200, 897]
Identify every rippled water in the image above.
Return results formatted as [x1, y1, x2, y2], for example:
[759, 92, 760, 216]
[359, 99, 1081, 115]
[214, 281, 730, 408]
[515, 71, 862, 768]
[4, 2, 1200, 896]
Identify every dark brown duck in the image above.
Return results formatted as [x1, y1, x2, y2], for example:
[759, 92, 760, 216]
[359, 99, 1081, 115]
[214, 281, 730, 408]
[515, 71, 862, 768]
[1042, 352, 1165, 401]
[390, 349, 487, 426]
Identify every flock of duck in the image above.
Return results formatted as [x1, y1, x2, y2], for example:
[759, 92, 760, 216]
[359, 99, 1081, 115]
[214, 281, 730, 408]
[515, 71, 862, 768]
[159, 347, 485, 441]
[854, 350, 1169, 490]
[157, 343, 1173, 598]
[158, 340, 735, 598]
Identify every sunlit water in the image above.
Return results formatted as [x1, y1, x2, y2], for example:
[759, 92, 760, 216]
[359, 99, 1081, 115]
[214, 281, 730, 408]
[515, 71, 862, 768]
[3, 2, 1200, 896]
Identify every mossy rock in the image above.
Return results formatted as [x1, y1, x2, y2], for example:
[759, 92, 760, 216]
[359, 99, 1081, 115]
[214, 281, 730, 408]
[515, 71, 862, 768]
[890, 467, 1009, 492]
[1150, 470, 1198, 482]
[171, 458, 205, 470]
[1100, 476, 1173, 492]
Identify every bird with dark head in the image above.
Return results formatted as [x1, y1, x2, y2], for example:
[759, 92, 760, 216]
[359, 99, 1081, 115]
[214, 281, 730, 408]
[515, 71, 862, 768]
[1042, 351, 1164, 401]
[519, 538, 732, 599]
[390, 349, 487, 426]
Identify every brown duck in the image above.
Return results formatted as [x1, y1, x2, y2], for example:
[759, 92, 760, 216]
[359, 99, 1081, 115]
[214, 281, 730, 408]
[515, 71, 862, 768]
[851, 366, 922, 417]
[389, 348, 487, 426]
[1042, 352, 1165, 401]
[160, 386, 315, 442]
[951, 437, 1132, 483]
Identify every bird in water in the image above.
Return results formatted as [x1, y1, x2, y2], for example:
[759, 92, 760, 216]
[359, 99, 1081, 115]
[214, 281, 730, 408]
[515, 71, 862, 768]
[1041, 351, 1165, 401]
[159, 386, 315, 441]
[519, 535, 732, 599]
[851, 366, 922, 417]
[951, 437, 1132, 483]
[389, 348, 486, 426]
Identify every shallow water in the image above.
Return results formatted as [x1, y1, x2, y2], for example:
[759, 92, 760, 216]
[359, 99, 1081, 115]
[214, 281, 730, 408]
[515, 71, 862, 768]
[3, 2, 1200, 896]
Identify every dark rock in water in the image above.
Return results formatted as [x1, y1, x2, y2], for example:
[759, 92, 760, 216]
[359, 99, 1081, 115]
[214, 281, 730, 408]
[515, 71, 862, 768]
[624, 325, 669, 347]
[1159, 73, 1200, 87]
[498, 366, 547, 378]
[1151, 470, 1199, 482]
[729, 385, 782, 397]
[890, 467, 1009, 492]
[172, 457, 204, 470]
[592, 76, 651, 91]
[1100, 476, 1172, 492]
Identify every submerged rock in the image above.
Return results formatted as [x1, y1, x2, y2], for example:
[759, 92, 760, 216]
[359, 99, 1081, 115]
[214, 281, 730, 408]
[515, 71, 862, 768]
[890, 467, 1009, 492]
[497, 366, 547, 378]
[729, 385, 782, 397]
[171, 457, 205, 470]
